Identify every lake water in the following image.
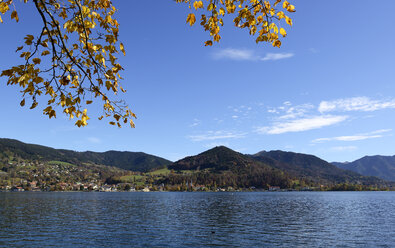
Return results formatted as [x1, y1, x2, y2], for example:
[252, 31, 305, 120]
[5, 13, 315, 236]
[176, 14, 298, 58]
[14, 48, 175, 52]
[1, 192, 394, 247]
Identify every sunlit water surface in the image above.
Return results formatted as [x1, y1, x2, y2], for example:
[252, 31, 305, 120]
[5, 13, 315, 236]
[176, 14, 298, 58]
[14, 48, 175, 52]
[1, 192, 394, 247]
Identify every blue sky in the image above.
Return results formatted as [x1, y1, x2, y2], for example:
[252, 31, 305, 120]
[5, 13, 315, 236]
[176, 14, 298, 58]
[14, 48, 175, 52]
[1, 0, 395, 162]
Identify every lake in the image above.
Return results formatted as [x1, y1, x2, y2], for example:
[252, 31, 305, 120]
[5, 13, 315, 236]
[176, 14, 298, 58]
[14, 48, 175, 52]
[1, 192, 394, 247]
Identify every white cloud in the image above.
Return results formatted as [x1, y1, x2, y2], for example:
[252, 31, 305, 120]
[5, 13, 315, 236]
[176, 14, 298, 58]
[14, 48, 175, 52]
[266, 102, 315, 120]
[212, 48, 294, 61]
[212, 48, 257, 61]
[189, 118, 201, 127]
[189, 130, 247, 141]
[318, 97, 395, 113]
[331, 146, 357, 152]
[261, 52, 294, 61]
[312, 129, 391, 143]
[278, 104, 315, 120]
[87, 137, 101, 144]
[256, 115, 348, 135]
[204, 142, 229, 148]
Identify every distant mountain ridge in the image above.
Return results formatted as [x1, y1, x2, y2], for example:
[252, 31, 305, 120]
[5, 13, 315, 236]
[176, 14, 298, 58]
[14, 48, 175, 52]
[0, 138, 171, 172]
[169, 146, 254, 171]
[0, 138, 391, 187]
[168, 146, 386, 188]
[333, 155, 395, 182]
[168, 146, 297, 189]
[251, 150, 380, 184]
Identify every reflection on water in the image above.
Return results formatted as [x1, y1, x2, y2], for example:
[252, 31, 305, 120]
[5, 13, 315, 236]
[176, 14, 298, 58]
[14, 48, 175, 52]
[1, 192, 394, 247]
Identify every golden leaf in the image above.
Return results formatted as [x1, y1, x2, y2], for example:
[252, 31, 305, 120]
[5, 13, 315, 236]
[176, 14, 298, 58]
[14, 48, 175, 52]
[193, 1, 203, 10]
[32, 58, 41, 64]
[285, 16, 292, 26]
[280, 28, 287, 37]
[287, 5, 296, 12]
[11, 10, 19, 22]
[283, 0, 289, 9]
[273, 40, 281, 48]
[30, 102, 38, 109]
[0, 2, 9, 14]
[186, 13, 196, 26]
[120, 43, 125, 56]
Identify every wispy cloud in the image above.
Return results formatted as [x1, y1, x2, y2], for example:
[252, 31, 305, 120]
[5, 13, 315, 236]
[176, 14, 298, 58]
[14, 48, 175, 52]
[312, 129, 392, 143]
[212, 48, 257, 61]
[212, 48, 294, 61]
[319, 97, 395, 113]
[278, 104, 315, 120]
[189, 118, 201, 127]
[331, 146, 357, 152]
[204, 142, 230, 148]
[256, 115, 348, 135]
[87, 137, 101, 144]
[261, 53, 294, 61]
[189, 130, 247, 141]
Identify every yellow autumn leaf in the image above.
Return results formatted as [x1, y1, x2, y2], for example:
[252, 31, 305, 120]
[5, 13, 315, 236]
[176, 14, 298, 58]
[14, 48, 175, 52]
[283, 0, 289, 9]
[193, 1, 203, 10]
[273, 40, 281, 48]
[32, 58, 41, 64]
[11, 10, 19, 22]
[0, 2, 9, 14]
[287, 5, 296, 12]
[186, 13, 196, 26]
[120, 43, 125, 56]
[130, 119, 135, 128]
[285, 16, 293, 26]
[20, 98, 25, 107]
[30, 102, 38, 109]
[204, 40, 213, 46]
[280, 28, 287, 37]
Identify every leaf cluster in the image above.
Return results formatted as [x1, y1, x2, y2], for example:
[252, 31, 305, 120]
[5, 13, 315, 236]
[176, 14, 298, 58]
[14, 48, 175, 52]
[176, 0, 295, 47]
[0, 0, 135, 127]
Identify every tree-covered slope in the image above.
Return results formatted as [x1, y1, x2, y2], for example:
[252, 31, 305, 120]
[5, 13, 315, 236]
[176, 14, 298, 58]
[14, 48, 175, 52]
[168, 146, 297, 189]
[0, 138, 171, 172]
[333, 155, 395, 182]
[252, 150, 384, 185]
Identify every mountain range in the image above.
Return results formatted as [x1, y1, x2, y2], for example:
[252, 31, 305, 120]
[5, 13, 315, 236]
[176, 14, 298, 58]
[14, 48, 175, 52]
[333, 156, 395, 182]
[0, 138, 394, 189]
[0, 138, 171, 172]
[169, 146, 385, 187]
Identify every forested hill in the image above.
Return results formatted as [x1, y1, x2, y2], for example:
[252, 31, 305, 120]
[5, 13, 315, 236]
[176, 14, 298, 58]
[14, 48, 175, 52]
[169, 146, 255, 171]
[252, 150, 383, 185]
[168, 146, 298, 189]
[168, 146, 386, 188]
[333, 155, 395, 182]
[0, 138, 171, 172]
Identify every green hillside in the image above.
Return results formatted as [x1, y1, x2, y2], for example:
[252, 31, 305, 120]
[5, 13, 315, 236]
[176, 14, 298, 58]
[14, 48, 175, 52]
[0, 138, 172, 172]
